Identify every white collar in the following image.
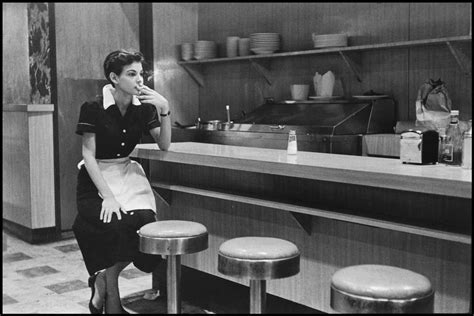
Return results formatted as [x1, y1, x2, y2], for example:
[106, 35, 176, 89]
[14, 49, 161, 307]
[102, 84, 141, 110]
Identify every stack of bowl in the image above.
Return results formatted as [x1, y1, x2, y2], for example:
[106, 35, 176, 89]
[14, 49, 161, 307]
[312, 33, 348, 49]
[194, 40, 217, 60]
[250, 33, 280, 55]
[181, 43, 194, 61]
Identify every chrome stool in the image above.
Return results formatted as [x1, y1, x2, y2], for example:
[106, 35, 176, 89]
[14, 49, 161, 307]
[138, 220, 208, 314]
[330, 264, 434, 313]
[218, 236, 300, 314]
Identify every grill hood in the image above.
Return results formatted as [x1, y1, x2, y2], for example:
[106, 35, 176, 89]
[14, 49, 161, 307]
[231, 98, 395, 135]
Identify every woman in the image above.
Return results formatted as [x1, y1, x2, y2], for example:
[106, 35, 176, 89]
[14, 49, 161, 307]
[72, 49, 171, 314]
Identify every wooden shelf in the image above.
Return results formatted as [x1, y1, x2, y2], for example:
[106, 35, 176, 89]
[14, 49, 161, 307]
[177, 35, 472, 85]
[178, 35, 471, 64]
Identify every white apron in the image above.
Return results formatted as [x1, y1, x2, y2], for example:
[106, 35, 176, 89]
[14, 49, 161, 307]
[77, 157, 156, 213]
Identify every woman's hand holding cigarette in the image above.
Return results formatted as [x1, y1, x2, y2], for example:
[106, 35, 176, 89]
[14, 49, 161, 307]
[136, 86, 170, 115]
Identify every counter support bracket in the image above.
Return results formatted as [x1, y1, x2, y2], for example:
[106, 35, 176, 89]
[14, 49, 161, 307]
[445, 41, 472, 76]
[153, 187, 171, 207]
[181, 64, 204, 87]
[249, 59, 273, 86]
[289, 211, 312, 235]
[338, 51, 363, 82]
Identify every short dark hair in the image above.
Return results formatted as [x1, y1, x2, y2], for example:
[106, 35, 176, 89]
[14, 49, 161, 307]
[103, 49, 145, 86]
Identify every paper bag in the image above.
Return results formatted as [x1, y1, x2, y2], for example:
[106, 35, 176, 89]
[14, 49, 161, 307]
[415, 78, 452, 130]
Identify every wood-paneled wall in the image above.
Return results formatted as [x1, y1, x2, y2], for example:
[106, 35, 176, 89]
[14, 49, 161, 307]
[54, 3, 140, 230]
[28, 112, 56, 228]
[3, 106, 55, 229]
[3, 111, 32, 227]
[152, 3, 199, 127]
[196, 3, 471, 124]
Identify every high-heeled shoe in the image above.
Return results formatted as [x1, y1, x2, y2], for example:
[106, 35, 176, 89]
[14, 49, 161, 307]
[103, 303, 129, 314]
[88, 272, 104, 314]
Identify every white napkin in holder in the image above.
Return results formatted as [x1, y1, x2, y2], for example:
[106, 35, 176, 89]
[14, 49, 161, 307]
[313, 71, 335, 97]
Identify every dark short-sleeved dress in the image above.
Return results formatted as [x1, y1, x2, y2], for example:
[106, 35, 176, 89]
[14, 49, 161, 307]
[73, 96, 163, 276]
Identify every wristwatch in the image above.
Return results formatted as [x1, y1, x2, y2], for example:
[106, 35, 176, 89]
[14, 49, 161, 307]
[160, 110, 171, 117]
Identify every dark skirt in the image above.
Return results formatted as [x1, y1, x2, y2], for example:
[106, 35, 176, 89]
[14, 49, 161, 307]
[73, 165, 162, 276]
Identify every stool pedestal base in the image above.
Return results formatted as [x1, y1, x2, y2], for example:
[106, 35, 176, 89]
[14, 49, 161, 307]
[250, 280, 267, 314]
[167, 255, 181, 314]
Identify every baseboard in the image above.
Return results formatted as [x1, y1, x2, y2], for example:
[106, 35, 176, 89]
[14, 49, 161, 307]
[3, 219, 59, 244]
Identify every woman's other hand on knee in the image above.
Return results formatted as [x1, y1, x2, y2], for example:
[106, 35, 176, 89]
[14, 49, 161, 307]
[100, 197, 127, 223]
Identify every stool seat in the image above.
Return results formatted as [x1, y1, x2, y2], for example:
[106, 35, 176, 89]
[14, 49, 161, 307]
[219, 237, 299, 260]
[138, 220, 208, 256]
[218, 236, 301, 313]
[332, 264, 433, 299]
[218, 237, 300, 280]
[331, 264, 434, 313]
[139, 220, 207, 238]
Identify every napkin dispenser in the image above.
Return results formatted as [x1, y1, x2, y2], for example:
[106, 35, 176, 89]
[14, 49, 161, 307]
[400, 129, 439, 164]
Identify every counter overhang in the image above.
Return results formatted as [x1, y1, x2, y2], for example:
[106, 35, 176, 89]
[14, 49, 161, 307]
[131, 142, 472, 199]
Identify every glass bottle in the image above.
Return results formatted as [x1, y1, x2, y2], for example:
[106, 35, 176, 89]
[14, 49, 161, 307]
[438, 128, 447, 164]
[287, 130, 297, 155]
[440, 110, 462, 165]
[461, 120, 472, 169]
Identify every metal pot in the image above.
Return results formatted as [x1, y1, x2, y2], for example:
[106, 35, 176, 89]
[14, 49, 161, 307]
[198, 119, 222, 130]
[218, 121, 234, 131]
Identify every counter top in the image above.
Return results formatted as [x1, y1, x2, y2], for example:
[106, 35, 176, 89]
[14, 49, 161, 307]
[131, 142, 472, 199]
[3, 104, 54, 112]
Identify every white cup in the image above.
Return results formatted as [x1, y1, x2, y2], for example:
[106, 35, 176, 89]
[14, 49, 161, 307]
[238, 38, 251, 56]
[290, 84, 309, 100]
[226, 36, 240, 58]
[181, 43, 193, 61]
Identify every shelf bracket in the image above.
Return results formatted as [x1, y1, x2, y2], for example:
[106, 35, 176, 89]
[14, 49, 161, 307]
[445, 41, 472, 77]
[338, 51, 363, 83]
[289, 211, 312, 235]
[249, 59, 273, 86]
[181, 64, 204, 87]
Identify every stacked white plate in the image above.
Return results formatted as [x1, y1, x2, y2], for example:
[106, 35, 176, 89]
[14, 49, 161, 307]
[194, 40, 217, 60]
[312, 33, 348, 49]
[250, 33, 280, 54]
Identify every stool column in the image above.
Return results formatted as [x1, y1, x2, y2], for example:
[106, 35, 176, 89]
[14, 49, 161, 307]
[167, 255, 181, 314]
[250, 280, 266, 314]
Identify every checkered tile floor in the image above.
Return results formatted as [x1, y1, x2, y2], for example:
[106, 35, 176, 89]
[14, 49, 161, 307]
[2, 231, 172, 314]
[3, 231, 318, 314]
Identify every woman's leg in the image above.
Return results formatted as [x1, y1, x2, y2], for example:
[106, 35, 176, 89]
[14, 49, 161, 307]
[102, 209, 157, 313]
[91, 271, 106, 310]
[104, 261, 131, 314]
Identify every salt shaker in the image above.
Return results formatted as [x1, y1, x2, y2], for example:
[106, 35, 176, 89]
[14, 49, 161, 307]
[287, 130, 297, 155]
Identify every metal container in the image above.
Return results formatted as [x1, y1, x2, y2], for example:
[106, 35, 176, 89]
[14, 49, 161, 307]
[400, 129, 439, 164]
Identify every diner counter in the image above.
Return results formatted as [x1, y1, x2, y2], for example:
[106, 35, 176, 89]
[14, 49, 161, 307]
[131, 141, 471, 313]
[131, 142, 471, 198]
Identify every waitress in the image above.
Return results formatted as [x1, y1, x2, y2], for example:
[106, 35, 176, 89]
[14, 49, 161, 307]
[73, 49, 171, 314]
